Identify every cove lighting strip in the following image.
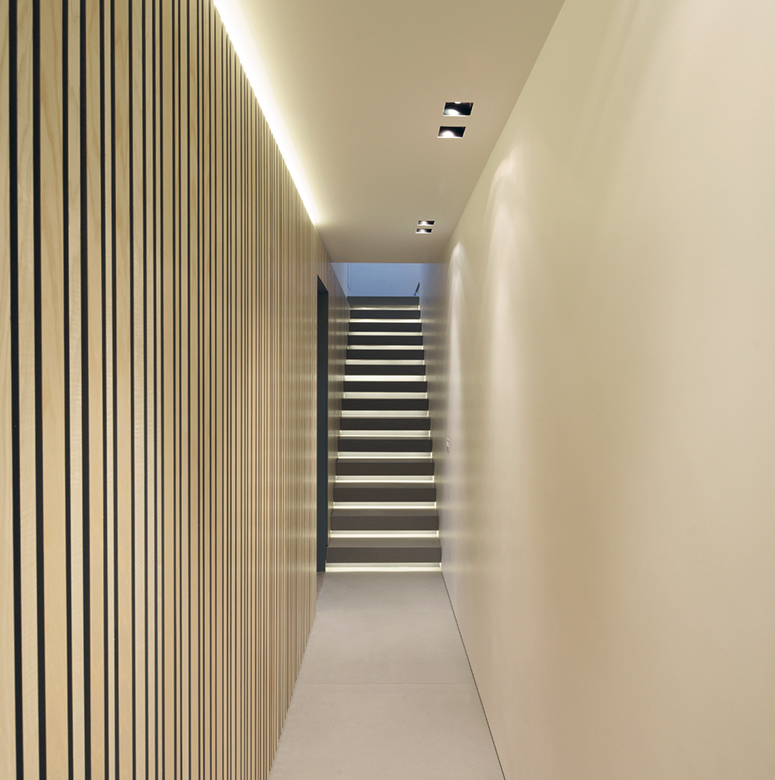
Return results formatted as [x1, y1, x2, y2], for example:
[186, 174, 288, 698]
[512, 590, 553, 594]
[339, 431, 430, 438]
[348, 331, 424, 337]
[213, 0, 321, 224]
[330, 531, 438, 539]
[326, 564, 441, 573]
[344, 393, 428, 400]
[347, 345, 424, 351]
[341, 410, 429, 417]
[335, 476, 434, 483]
[333, 502, 437, 510]
[346, 373, 426, 379]
[346, 360, 425, 365]
[351, 319, 422, 324]
[337, 452, 432, 459]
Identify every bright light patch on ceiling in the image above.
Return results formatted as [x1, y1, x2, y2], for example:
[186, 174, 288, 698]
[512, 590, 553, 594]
[416, 228, 432, 234]
[443, 101, 474, 117]
[213, 0, 322, 225]
[418, 220, 435, 227]
[438, 126, 466, 139]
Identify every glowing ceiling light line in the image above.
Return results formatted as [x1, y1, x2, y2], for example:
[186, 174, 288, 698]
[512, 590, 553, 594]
[213, 0, 322, 225]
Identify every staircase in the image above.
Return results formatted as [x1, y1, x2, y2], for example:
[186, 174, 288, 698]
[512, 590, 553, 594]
[326, 296, 441, 571]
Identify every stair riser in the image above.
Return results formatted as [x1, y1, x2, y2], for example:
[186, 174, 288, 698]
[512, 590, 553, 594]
[334, 486, 437, 502]
[338, 438, 432, 453]
[340, 418, 430, 431]
[346, 364, 426, 376]
[348, 322, 421, 333]
[331, 515, 439, 531]
[343, 398, 429, 412]
[348, 336, 423, 347]
[344, 380, 427, 393]
[351, 310, 419, 320]
[336, 459, 434, 475]
[347, 349, 426, 361]
[327, 546, 442, 564]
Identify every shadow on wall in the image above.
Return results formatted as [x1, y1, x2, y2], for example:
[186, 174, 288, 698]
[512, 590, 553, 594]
[332, 262, 439, 297]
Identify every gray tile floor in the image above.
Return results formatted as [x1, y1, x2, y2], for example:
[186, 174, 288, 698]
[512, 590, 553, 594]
[269, 572, 504, 780]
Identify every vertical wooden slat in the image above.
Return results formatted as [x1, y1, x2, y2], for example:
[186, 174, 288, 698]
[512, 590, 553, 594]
[84, 0, 105, 774]
[0, 0, 15, 774]
[16, 0, 41, 773]
[39, 0, 70, 770]
[2, 1, 349, 776]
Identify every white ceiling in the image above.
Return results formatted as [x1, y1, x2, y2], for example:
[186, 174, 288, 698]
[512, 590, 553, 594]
[231, 0, 566, 264]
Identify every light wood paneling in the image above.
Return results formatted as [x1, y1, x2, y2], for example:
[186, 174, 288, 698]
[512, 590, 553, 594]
[2, 0, 347, 777]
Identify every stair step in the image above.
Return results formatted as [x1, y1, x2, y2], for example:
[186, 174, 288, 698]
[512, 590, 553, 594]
[327, 537, 441, 564]
[331, 508, 438, 531]
[338, 437, 432, 453]
[340, 417, 430, 431]
[349, 321, 421, 333]
[348, 335, 423, 347]
[334, 482, 436, 503]
[347, 348, 425, 361]
[343, 398, 429, 412]
[346, 363, 425, 377]
[348, 296, 419, 306]
[336, 458, 434, 476]
[344, 380, 427, 393]
[351, 309, 419, 320]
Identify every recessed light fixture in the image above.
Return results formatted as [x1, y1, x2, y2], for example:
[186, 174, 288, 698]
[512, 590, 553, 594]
[416, 228, 432, 235]
[417, 220, 435, 227]
[443, 101, 473, 117]
[438, 126, 465, 139]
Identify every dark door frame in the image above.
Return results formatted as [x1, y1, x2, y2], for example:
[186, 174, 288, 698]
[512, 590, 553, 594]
[316, 278, 329, 571]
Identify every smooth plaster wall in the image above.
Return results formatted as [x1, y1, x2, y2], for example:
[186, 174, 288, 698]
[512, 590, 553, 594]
[432, 1, 775, 778]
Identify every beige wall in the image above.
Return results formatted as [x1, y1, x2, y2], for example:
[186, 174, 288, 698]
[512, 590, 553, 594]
[0, 1, 346, 776]
[430, 0, 775, 778]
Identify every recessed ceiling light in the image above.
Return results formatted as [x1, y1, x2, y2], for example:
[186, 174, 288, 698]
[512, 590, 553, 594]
[416, 228, 432, 234]
[417, 220, 435, 227]
[443, 101, 473, 117]
[438, 126, 465, 139]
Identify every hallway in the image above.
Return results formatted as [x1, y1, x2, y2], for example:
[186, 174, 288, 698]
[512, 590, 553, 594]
[268, 573, 504, 780]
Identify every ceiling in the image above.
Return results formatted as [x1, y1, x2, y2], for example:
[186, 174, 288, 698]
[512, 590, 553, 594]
[229, 0, 566, 264]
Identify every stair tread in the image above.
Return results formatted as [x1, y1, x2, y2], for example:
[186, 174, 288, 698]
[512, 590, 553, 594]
[332, 507, 438, 516]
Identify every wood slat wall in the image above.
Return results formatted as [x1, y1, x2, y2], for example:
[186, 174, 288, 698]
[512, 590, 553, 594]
[1, 1, 347, 777]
